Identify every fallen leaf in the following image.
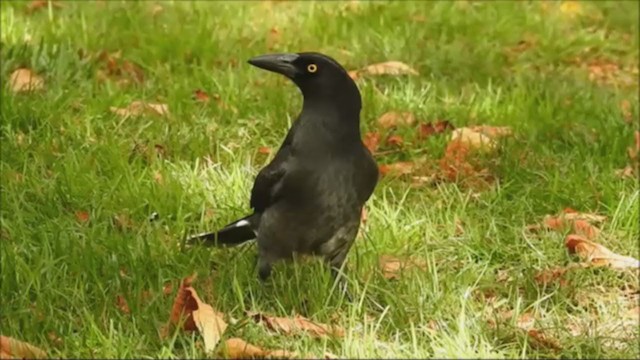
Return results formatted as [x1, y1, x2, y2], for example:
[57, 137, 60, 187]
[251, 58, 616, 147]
[531, 209, 604, 240]
[378, 161, 414, 176]
[385, 134, 404, 147]
[116, 295, 131, 314]
[560, 208, 607, 223]
[9, 68, 44, 93]
[141, 290, 152, 302]
[46, 331, 63, 347]
[113, 214, 133, 230]
[221, 338, 297, 359]
[437, 125, 512, 182]
[110, 101, 169, 117]
[248, 312, 344, 338]
[153, 171, 164, 184]
[620, 99, 632, 124]
[267, 27, 281, 51]
[163, 281, 174, 296]
[418, 120, 454, 139]
[0, 335, 47, 359]
[615, 165, 635, 179]
[165, 273, 199, 334]
[191, 289, 228, 353]
[628, 131, 640, 160]
[151, 3, 163, 16]
[193, 89, 210, 103]
[379, 254, 427, 279]
[526, 329, 562, 351]
[449, 126, 511, 151]
[75, 210, 90, 223]
[26, 0, 63, 14]
[559, 1, 582, 16]
[349, 61, 419, 80]
[534, 266, 570, 286]
[164, 274, 227, 353]
[376, 111, 415, 129]
[514, 312, 536, 330]
[363, 131, 381, 153]
[565, 234, 640, 269]
[96, 51, 145, 85]
[257, 146, 272, 155]
[467, 125, 513, 139]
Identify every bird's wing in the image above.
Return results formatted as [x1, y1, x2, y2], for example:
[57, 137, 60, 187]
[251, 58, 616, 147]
[250, 119, 299, 212]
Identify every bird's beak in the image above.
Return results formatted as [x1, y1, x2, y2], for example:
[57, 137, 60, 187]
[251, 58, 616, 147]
[248, 53, 300, 78]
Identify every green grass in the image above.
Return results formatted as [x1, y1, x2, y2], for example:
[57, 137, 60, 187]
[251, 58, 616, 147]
[1, 1, 638, 358]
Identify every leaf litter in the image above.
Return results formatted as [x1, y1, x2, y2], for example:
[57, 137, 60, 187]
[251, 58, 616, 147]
[348, 61, 419, 80]
[247, 311, 344, 338]
[9, 68, 45, 93]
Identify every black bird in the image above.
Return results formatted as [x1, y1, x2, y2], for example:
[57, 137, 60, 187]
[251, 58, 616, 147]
[188, 52, 378, 283]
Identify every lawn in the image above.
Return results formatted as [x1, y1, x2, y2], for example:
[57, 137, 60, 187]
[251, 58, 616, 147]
[1, 1, 638, 359]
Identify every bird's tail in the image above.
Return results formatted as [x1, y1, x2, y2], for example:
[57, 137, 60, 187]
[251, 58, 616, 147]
[186, 214, 258, 247]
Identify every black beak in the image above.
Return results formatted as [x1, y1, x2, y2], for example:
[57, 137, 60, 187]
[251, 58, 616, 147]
[248, 53, 300, 78]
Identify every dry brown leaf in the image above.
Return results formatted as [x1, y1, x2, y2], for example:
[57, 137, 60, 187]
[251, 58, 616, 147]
[526, 329, 562, 351]
[222, 338, 297, 359]
[46, 331, 63, 347]
[75, 210, 90, 223]
[437, 125, 512, 183]
[560, 208, 607, 223]
[165, 273, 199, 334]
[110, 101, 169, 117]
[379, 254, 427, 279]
[628, 131, 640, 161]
[418, 120, 455, 139]
[116, 294, 131, 314]
[533, 209, 604, 240]
[378, 161, 414, 176]
[113, 214, 133, 230]
[248, 312, 344, 338]
[151, 4, 163, 16]
[363, 131, 381, 153]
[468, 125, 513, 139]
[26, 0, 63, 13]
[257, 146, 272, 155]
[190, 289, 228, 353]
[620, 99, 632, 124]
[385, 134, 404, 147]
[266, 27, 281, 51]
[377, 111, 415, 129]
[615, 165, 635, 179]
[9, 68, 44, 93]
[450, 126, 512, 151]
[96, 51, 145, 86]
[492, 311, 562, 351]
[565, 234, 640, 269]
[0, 335, 47, 359]
[193, 89, 210, 103]
[559, 1, 582, 16]
[164, 273, 227, 353]
[163, 281, 174, 296]
[153, 171, 164, 184]
[349, 61, 419, 80]
[534, 266, 570, 286]
[514, 312, 536, 330]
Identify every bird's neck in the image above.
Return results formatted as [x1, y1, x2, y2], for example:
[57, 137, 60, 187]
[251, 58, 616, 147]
[301, 97, 362, 139]
[300, 83, 363, 139]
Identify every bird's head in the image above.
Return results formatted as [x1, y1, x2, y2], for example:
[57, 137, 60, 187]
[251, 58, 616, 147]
[248, 52, 361, 113]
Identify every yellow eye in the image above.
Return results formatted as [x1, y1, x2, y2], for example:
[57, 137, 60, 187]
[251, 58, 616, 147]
[307, 64, 318, 73]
